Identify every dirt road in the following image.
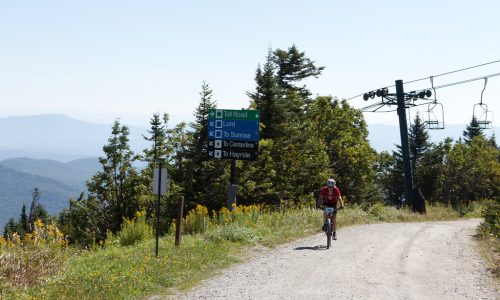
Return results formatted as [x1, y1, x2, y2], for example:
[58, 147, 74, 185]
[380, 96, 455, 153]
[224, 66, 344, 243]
[174, 219, 497, 300]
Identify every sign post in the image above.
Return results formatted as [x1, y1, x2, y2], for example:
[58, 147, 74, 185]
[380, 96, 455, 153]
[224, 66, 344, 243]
[208, 109, 260, 208]
[153, 163, 167, 257]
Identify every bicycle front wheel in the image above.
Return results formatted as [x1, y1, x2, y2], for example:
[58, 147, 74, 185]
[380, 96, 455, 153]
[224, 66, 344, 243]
[326, 218, 332, 249]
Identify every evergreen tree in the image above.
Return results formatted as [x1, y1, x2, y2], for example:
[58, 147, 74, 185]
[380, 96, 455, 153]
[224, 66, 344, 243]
[417, 140, 450, 203]
[237, 139, 278, 204]
[487, 133, 497, 147]
[28, 187, 41, 230]
[463, 117, 484, 145]
[191, 81, 216, 160]
[87, 120, 145, 233]
[167, 121, 190, 189]
[409, 114, 430, 174]
[247, 50, 282, 139]
[19, 204, 29, 234]
[142, 113, 168, 163]
[141, 113, 186, 234]
[273, 44, 324, 98]
[248, 45, 324, 140]
[142, 113, 170, 217]
[184, 82, 227, 211]
[3, 218, 18, 239]
[392, 115, 431, 209]
[30, 203, 49, 226]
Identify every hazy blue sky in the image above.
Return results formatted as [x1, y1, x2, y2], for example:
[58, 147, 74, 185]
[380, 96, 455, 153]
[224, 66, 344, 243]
[0, 1, 499, 133]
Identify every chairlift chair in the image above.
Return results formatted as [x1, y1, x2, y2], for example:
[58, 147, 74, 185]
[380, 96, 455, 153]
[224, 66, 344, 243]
[472, 78, 493, 129]
[424, 76, 445, 129]
[473, 102, 493, 129]
[425, 102, 445, 129]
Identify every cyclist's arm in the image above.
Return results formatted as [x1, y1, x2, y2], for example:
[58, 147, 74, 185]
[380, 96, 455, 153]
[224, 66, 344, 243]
[317, 191, 325, 208]
[339, 195, 345, 208]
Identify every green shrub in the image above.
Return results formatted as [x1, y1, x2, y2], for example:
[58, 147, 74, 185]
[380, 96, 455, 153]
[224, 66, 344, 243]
[206, 224, 257, 243]
[183, 205, 210, 234]
[478, 200, 500, 238]
[367, 202, 386, 219]
[117, 212, 152, 246]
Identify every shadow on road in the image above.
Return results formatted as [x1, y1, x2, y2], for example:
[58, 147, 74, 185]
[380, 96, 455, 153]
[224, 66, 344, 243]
[294, 245, 327, 251]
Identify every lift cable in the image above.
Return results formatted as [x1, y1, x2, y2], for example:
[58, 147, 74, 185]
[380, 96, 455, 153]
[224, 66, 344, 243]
[410, 72, 500, 94]
[346, 59, 500, 100]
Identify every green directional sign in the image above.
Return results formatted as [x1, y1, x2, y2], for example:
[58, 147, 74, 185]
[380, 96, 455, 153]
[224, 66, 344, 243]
[208, 109, 259, 121]
[208, 108, 260, 161]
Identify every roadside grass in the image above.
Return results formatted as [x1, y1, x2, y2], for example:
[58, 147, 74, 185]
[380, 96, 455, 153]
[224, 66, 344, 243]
[476, 236, 500, 281]
[0, 202, 486, 299]
[475, 200, 500, 281]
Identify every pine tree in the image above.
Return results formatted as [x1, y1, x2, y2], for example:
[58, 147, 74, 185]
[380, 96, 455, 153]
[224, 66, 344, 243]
[191, 81, 216, 160]
[30, 203, 48, 226]
[463, 117, 484, 145]
[19, 204, 29, 234]
[487, 132, 498, 148]
[409, 114, 431, 176]
[28, 187, 41, 230]
[143, 113, 168, 163]
[3, 218, 18, 238]
[142, 113, 169, 212]
[141, 113, 186, 234]
[273, 44, 324, 98]
[184, 82, 227, 211]
[247, 50, 282, 139]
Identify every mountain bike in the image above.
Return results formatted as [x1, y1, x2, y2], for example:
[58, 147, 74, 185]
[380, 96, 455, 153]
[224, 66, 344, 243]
[324, 207, 336, 249]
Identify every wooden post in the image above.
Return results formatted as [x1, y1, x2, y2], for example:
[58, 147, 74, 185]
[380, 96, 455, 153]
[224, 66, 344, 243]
[155, 161, 162, 258]
[175, 196, 184, 246]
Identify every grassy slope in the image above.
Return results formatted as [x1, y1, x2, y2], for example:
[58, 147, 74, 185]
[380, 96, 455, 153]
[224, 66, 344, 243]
[0, 203, 485, 300]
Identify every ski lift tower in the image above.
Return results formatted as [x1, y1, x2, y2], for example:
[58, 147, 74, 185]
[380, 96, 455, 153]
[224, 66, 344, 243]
[362, 80, 434, 214]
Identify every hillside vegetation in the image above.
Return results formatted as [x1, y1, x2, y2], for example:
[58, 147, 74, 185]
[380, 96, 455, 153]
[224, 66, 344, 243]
[0, 202, 484, 299]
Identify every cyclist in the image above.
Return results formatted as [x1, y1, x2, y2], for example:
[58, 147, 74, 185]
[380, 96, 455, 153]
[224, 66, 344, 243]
[319, 178, 344, 240]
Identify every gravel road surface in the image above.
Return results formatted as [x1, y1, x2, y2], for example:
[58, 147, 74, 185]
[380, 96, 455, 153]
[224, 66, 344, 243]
[172, 219, 498, 300]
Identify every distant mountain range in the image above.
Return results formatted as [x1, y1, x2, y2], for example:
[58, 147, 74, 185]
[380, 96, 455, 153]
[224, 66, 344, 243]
[0, 158, 100, 226]
[0, 114, 498, 226]
[0, 114, 148, 161]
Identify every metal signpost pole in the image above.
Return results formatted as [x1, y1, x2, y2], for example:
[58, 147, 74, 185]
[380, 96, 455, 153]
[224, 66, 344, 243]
[230, 159, 235, 185]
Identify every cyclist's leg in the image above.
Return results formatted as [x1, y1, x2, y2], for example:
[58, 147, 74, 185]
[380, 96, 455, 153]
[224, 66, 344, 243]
[332, 213, 337, 232]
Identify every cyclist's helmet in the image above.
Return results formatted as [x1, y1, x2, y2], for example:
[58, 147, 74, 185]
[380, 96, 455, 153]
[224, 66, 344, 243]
[327, 178, 336, 187]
